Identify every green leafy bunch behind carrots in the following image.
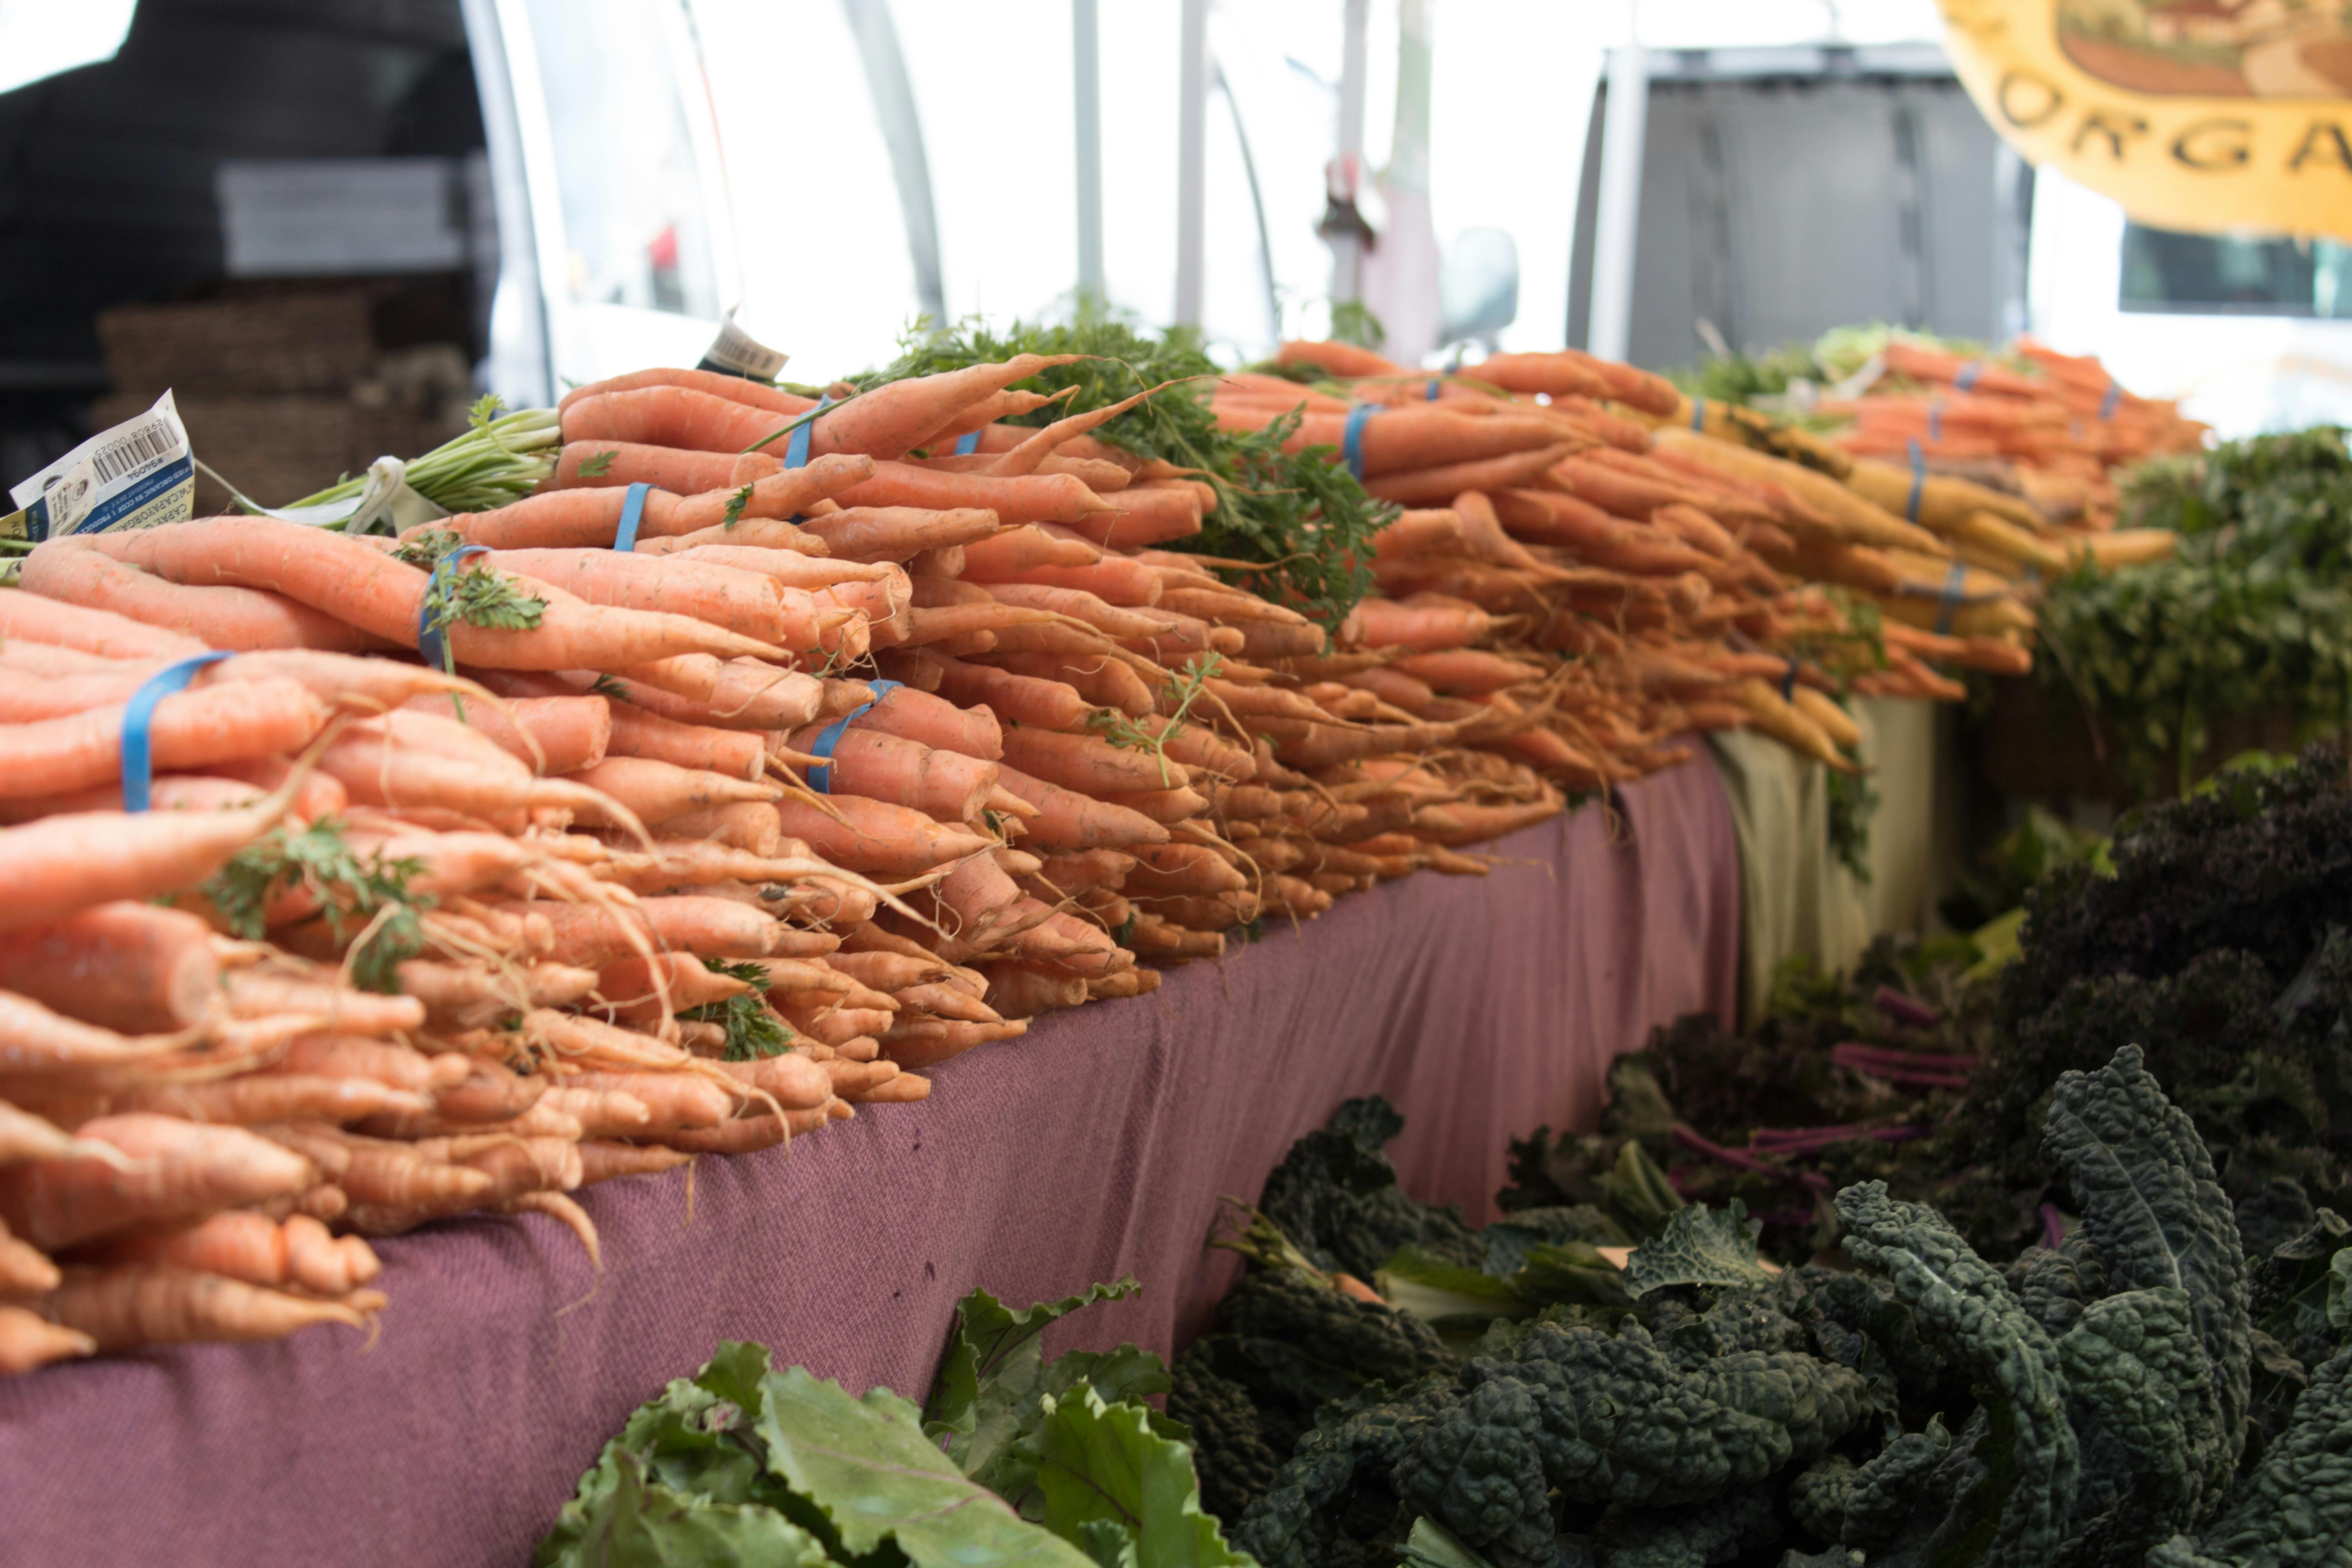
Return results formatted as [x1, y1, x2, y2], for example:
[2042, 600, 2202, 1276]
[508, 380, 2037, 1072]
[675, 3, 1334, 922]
[860, 312, 1395, 628]
[201, 818, 431, 994]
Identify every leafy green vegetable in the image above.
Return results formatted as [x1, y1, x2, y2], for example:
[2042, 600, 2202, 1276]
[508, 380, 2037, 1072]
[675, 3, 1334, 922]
[757, 1367, 1094, 1568]
[282, 395, 560, 520]
[1026, 1385, 1254, 1568]
[1825, 763, 1878, 885]
[720, 484, 753, 529]
[860, 314, 1394, 627]
[1623, 1200, 1775, 1296]
[200, 818, 429, 993]
[427, 557, 545, 634]
[2038, 427, 2352, 797]
[577, 448, 617, 479]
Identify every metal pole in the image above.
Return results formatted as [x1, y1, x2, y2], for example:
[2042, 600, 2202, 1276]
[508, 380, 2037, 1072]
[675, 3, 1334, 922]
[1328, 0, 1370, 301]
[1073, 0, 1104, 303]
[1174, 0, 1210, 327]
[1586, 39, 1649, 363]
[841, 0, 946, 325]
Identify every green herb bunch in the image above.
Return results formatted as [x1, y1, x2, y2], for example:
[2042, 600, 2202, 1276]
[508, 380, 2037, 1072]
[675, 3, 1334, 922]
[201, 818, 431, 994]
[860, 313, 1395, 628]
[686, 959, 792, 1061]
[2039, 426, 2352, 795]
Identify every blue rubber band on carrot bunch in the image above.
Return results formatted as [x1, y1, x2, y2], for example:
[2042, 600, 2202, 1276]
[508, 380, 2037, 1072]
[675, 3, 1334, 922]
[417, 545, 493, 672]
[1933, 560, 1968, 637]
[611, 482, 651, 552]
[1905, 440, 1928, 524]
[804, 678, 902, 794]
[1342, 403, 1377, 482]
[121, 652, 234, 813]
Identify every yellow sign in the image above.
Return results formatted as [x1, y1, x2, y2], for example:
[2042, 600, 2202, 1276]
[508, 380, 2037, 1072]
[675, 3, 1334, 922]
[1939, 0, 2352, 240]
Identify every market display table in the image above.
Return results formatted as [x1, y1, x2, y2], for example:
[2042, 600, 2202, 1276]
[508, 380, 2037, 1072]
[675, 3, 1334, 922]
[0, 756, 1739, 1568]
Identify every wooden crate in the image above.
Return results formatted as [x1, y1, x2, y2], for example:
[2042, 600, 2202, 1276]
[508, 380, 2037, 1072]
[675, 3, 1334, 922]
[1978, 674, 2326, 803]
[96, 293, 377, 398]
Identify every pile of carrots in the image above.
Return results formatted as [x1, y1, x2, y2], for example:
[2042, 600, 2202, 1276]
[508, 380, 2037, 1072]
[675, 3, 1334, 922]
[1807, 336, 2206, 531]
[0, 328, 2109, 1377]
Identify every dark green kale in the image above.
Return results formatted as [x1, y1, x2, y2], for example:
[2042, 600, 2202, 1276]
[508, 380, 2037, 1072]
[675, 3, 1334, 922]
[1260, 1097, 1485, 1282]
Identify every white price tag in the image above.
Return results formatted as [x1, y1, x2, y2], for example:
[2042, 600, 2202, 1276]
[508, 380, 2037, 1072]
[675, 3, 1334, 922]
[5, 391, 196, 542]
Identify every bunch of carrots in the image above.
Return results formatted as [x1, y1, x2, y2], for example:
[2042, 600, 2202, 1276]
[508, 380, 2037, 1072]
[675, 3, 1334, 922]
[1805, 335, 2207, 530]
[0, 323, 2102, 1378]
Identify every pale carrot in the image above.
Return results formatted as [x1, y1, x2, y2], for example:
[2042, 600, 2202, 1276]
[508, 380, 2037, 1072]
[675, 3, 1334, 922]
[483, 549, 830, 648]
[578, 1141, 695, 1185]
[1060, 486, 1203, 549]
[559, 367, 814, 416]
[561, 385, 796, 456]
[660, 545, 896, 592]
[602, 703, 766, 780]
[969, 554, 1163, 607]
[878, 1019, 1024, 1071]
[1339, 596, 1496, 652]
[42, 1262, 378, 1348]
[94, 1211, 381, 1296]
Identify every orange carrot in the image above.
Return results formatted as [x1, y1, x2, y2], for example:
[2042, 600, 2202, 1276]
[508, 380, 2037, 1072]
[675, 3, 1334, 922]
[965, 554, 1163, 606]
[799, 506, 1003, 564]
[654, 800, 783, 855]
[603, 703, 767, 779]
[21, 541, 391, 652]
[565, 756, 779, 826]
[815, 729, 1000, 824]
[878, 1019, 1024, 1071]
[0, 1303, 95, 1372]
[993, 764, 1170, 850]
[401, 694, 612, 775]
[559, 367, 814, 416]
[845, 683, 1003, 760]
[561, 385, 794, 455]
[1126, 842, 1248, 896]
[772, 794, 993, 877]
[806, 355, 1084, 461]
[94, 1211, 380, 1296]
[0, 902, 219, 1034]
[1058, 486, 1203, 549]
[1274, 339, 1407, 377]
[660, 546, 895, 592]
[437, 456, 869, 549]
[547, 441, 780, 495]
[927, 655, 1093, 730]
[1363, 443, 1582, 508]
[41, 1262, 377, 1348]
[1339, 596, 1496, 652]
[0, 676, 325, 801]
[578, 1141, 695, 1184]
[83, 519, 786, 668]
[999, 725, 1171, 794]
[831, 462, 1112, 526]
[518, 895, 783, 966]
[0, 1114, 317, 1250]
[958, 524, 1101, 578]
[0, 588, 206, 660]
[480, 549, 830, 648]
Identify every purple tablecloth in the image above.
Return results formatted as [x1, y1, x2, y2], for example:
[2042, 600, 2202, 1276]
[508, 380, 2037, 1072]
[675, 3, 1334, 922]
[0, 756, 1738, 1567]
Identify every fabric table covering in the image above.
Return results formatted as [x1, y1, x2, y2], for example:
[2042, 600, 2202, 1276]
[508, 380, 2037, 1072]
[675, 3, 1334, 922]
[0, 755, 1739, 1568]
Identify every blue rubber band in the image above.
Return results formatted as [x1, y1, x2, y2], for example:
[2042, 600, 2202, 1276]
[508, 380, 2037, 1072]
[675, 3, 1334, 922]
[804, 678, 903, 794]
[954, 430, 980, 456]
[2098, 378, 2122, 421]
[122, 652, 233, 812]
[1933, 560, 1968, 636]
[1424, 379, 1442, 402]
[1342, 403, 1377, 481]
[785, 394, 832, 470]
[1780, 657, 1800, 704]
[612, 482, 651, 553]
[1689, 397, 1706, 431]
[1954, 361, 1983, 392]
[1905, 440, 1927, 524]
[418, 544, 493, 672]
[1927, 399, 1944, 443]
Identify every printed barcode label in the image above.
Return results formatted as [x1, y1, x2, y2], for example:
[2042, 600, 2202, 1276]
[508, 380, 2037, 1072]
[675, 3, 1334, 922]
[90, 420, 177, 485]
